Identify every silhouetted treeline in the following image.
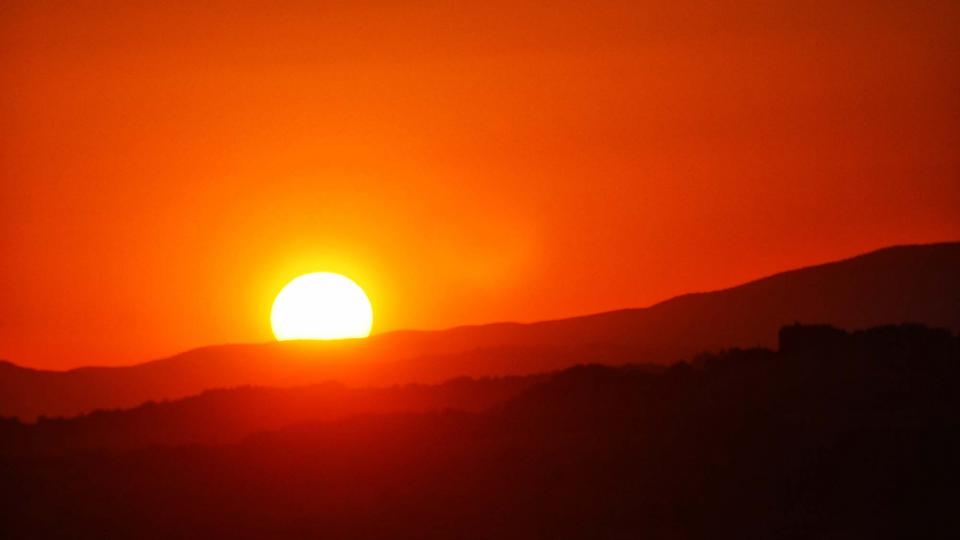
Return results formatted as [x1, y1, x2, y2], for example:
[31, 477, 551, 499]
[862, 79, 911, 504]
[1, 324, 958, 539]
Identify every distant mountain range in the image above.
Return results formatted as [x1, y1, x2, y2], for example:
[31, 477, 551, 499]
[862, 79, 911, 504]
[1, 241, 958, 420]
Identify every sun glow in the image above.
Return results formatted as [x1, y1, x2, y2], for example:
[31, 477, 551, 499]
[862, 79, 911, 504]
[271, 272, 373, 341]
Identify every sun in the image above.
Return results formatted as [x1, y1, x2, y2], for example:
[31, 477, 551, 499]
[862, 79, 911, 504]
[271, 272, 373, 341]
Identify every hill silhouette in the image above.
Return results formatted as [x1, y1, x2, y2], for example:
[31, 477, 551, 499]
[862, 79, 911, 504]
[0, 374, 548, 455]
[1, 323, 957, 539]
[2, 241, 958, 420]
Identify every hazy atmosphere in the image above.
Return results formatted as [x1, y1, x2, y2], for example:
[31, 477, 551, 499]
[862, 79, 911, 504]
[3, 1, 958, 368]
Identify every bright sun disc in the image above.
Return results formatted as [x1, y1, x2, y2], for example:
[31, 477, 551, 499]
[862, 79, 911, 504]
[271, 272, 373, 340]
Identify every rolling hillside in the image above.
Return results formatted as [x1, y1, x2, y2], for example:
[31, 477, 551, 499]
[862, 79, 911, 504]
[1, 241, 957, 420]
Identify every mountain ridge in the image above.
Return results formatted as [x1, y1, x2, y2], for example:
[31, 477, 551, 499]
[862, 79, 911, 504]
[4, 241, 956, 375]
[1, 240, 957, 420]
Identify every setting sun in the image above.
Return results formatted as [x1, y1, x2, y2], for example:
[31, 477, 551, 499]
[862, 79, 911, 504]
[271, 272, 373, 341]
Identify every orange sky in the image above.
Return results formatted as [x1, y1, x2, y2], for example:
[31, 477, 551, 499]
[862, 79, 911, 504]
[2, 1, 958, 369]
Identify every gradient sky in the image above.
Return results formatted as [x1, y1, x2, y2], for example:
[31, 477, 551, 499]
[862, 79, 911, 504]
[2, 1, 958, 369]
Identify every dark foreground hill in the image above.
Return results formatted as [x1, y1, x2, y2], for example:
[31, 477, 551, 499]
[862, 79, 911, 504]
[2, 241, 958, 420]
[1, 324, 958, 539]
[0, 373, 549, 455]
